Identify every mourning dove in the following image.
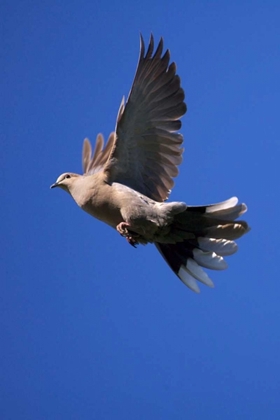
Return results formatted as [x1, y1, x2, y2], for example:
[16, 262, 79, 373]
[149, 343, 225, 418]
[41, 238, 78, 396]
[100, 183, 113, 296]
[51, 34, 250, 293]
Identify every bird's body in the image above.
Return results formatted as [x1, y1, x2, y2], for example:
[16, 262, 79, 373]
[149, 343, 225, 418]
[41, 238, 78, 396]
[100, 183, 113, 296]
[64, 172, 187, 243]
[51, 35, 250, 293]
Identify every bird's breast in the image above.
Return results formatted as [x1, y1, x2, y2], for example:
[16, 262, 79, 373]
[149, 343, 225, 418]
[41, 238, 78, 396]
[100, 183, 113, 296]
[79, 183, 124, 228]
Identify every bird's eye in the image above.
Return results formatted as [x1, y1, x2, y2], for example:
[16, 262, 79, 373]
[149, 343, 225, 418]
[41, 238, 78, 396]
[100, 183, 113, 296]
[65, 174, 71, 179]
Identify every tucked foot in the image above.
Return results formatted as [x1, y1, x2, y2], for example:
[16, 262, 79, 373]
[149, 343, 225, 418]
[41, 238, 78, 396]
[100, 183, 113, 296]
[116, 222, 131, 236]
[116, 222, 140, 247]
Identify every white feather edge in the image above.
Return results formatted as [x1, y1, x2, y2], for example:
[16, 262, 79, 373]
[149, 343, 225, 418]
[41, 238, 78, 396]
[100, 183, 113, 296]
[186, 259, 214, 287]
[193, 249, 228, 270]
[198, 238, 238, 256]
[178, 259, 215, 293]
[205, 197, 238, 213]
[178, 266, 201, 293]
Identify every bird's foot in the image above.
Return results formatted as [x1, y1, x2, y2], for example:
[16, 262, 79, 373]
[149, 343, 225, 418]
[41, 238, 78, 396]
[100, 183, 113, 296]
[116, 222, 140, 248]
[116, 221, 131, 236]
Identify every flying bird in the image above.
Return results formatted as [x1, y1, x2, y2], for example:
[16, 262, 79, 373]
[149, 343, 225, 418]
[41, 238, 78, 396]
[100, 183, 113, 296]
[51, 34, 249, 293]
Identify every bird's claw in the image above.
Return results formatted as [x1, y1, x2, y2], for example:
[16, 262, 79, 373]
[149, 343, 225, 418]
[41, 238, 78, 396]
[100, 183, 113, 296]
[116, 222, 139, 247]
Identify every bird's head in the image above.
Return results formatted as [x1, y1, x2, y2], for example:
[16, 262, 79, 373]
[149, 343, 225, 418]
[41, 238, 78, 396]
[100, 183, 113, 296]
[50, 173, 80, 194]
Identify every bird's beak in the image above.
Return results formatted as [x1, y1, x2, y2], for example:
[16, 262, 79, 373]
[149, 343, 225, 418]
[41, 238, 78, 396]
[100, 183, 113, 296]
[50, 182, 58, 189]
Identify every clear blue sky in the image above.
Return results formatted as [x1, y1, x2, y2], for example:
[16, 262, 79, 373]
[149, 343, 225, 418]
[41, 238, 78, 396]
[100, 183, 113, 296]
[1, 1, 280, 419]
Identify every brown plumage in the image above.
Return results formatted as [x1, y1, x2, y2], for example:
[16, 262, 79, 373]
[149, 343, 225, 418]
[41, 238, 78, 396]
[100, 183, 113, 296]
[51, 34, 250, 293]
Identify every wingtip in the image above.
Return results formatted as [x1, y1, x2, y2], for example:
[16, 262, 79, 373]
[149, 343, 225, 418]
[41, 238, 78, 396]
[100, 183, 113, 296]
[83, 137, 91, 147]
[147, 33, 154, 57]
[82, 138, 92, 173]
[139, 33, 145, 58]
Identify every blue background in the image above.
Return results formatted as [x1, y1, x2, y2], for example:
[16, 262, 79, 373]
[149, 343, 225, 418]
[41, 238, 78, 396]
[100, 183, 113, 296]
[2, 1, 280, 419]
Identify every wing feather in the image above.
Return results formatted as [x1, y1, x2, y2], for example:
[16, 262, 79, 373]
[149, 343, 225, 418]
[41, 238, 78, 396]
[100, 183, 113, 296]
[82, 133, 115, 175]
[102, 34, 186, 201]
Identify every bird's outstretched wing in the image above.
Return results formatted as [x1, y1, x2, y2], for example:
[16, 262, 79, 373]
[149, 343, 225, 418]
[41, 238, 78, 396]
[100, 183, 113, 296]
[82, 133, 115, 175]
[102, 34, 187, 202]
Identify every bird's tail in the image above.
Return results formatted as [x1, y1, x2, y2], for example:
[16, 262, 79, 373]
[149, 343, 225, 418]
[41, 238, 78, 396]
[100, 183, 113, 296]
[155, 197, 250, 293]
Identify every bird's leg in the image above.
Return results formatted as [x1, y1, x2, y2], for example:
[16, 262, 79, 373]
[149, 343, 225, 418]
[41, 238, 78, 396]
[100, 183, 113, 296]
[116, 222, 140, 248]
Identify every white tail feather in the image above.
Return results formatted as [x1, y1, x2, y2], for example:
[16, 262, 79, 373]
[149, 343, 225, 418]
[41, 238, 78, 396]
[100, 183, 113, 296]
[205, 197, 247, 221]
[205, 223, 247, 240]
[193, 249, 228, 270]
[198, 238, 238, 256]
[205, 197, 238, 213]
[186, 259, 214, 287]
[178, 266, 200, 293]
